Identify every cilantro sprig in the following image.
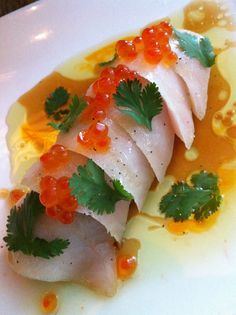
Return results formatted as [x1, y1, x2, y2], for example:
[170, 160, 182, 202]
[174, 29, 216, 67]
[3, 192, 69, 259]
[99, 53, 118, 67]
[160, 171, 222, 221]
[48, 95, 87, 133]
[113, 79, 163, 130]
[45, 87, 70, 120]
[69, 159, 133, 214]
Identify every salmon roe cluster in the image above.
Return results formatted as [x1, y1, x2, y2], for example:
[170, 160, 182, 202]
[40, 144, 69, 171]
[116, 21, 177, 66]
[39, 175, 78, 224]
[77, 65, 138, 152]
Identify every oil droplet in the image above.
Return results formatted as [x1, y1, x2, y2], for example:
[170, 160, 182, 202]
[214, 112, 223, 120]
[184, 146, 199, 161]
[227, 126, 236, 139]
[218, 89, 228, 101]
[41, 292, 58, 314]
[222, 116, 233, 127]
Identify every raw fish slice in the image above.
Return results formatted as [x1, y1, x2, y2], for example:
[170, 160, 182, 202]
[57, 118, 154, 209]
[22, 151, 130, 241]
[87, 78, 174, 181]
[22, 150, 87, 192]
[118, 54, 194, 149]
[8, 213, 117, 296]
[170, 33, 210, 120]
[110, 105, 174, 181]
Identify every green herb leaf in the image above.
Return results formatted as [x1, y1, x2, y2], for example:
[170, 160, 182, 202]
[3, 191, 69, 259]
[113, 179, 133, 200]
[174, 28, 216, 67]
[45, 87, 69, 116]
[160, 171, 222, 221]
[113, 79, 163, 130]
[98, 53, 118, 67]
[52, 109, 70, 121]
[69, 159, 133, 215]
[48, 95, 87, 133]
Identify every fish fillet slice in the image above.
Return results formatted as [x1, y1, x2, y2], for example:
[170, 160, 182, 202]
[57, 118, 154, 209]
[118, 54, 194, 149]
[110, 105, 174, 181]
[170, 33, 210, 120]
[8, 213, 117, 296]
[86, 77, 174, 182]
[22, 151, 130, 242]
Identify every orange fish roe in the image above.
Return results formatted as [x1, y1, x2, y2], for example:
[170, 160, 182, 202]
[77, 65, 138, 153]
[116, 21, 177, 66]
[39, 175, 78, 224]
[117, 255, 138, 280]
[116, 40, 137, 61]
[9, 189, 26, 205]
[41, 292, 58, 313]
[40, 144, 69, 171]
[77, 122, 111, 152]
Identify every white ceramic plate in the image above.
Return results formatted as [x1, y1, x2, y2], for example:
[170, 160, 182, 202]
[1, 1, 236, 314]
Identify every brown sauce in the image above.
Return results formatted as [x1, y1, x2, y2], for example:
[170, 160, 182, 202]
[184, 0, 235, 33]
[167, 65, 235, 182]
[18, 72, 94, 153]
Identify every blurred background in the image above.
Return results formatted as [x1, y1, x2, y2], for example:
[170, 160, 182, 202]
[0, 0, 37, 17]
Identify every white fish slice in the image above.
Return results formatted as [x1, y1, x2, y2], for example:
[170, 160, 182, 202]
[22, 151, 130, 242]
[118, 54, 194, 149]
[110, 105, 174, 182]
[86, 78, 174, 182]
[8, 213, 117, 296]
[57, 118, 154, 209]
[170, 32, 211, 120]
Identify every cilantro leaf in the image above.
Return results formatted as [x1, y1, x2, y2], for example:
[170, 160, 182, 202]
[48, 95, 87, 133]
[174, 28, 216, 67]
[99, 53, 118, 67]
[69, 159, 133, 215]
[191, 171, 222, 221]
[113, 79, 163, 130]
[191, 171, 218, 190]
[45, 87, 69, 116]
[3, 191, 69, 259]
[160, 171, 222, 221]
[113, 179, 133, 200]
[53, 109, 70, 121]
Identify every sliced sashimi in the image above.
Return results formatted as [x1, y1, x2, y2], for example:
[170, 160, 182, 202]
[57, 118, 154, 209]
[110, 105, 174, 181]
[22, 150, 130, 241]
[86, 76, 174, 182]
[8, 213, 117, 296]
[170, 32, 210, 120]
[117, 54, 194, 149]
